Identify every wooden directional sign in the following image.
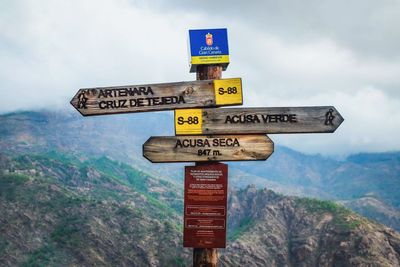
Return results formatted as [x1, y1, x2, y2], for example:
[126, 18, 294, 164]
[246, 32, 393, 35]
[175, 106, 344, 135]
[143, 135, 274, 163]
[70, 78, 242, 116]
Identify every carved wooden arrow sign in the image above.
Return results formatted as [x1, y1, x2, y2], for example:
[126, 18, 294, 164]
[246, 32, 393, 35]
[143, 135, 274, 163]
[70, 78, 242, 116]
[175, 106, 344, 135]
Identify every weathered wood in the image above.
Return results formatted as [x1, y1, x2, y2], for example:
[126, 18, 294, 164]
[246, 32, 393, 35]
[193, 248, 218, 267]
[70, 78, 242, 116]
[175, 106, 344, 135]
[143, 135, 274, 163]
[197, 65, 223, 80]
[193, 59, 223, 267]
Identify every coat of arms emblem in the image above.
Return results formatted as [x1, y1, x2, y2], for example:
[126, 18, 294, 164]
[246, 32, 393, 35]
[206, 33, 213, 46]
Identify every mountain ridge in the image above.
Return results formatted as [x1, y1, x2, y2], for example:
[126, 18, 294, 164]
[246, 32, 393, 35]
[1, 109, 400, 232]
[1, 152, 400, 266]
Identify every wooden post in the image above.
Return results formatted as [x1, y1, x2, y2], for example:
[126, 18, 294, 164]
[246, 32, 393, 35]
[196, 65, 223, 81]
[193, 248, 219, 267]
[193, 65, 222, 267]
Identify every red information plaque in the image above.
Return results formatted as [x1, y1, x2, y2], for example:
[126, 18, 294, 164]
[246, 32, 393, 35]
[183, 163, 228, 248]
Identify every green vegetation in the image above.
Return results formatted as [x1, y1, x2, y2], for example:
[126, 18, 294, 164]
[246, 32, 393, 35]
[0, 240, 9, 257]
[296, 198, 362, 231]
[0, 173, 29, 185]
[9, 151, 182, 214]
[0, 173, 29, 200]
[51, 215, 84, 248]
[21, 243, 57, 267]
[229, 217, 255, 241]
[170, 257, 185, 267]
[0, 152, 189, 265]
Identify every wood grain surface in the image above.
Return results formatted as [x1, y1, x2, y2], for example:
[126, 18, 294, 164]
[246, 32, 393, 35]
[175, 106, 344, 135]
[143, 135, 274, 163]
[70, 78, 242, 116]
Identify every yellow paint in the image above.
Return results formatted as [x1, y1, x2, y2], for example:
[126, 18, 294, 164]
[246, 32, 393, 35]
[191, 55, 230, 65]
[214, 78, 243, 106]
[175, 109, 203, 135]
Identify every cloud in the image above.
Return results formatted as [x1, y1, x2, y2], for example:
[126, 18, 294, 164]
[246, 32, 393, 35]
[156, 0, 400, 60]
[0, 0, 195, 111]
[271, 87, 400, 155]
[0, 0, 399, 155]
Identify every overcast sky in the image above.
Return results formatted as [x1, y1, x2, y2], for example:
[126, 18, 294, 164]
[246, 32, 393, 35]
[1, 0, 399, 156]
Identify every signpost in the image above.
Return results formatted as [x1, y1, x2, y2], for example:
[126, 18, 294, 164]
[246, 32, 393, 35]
[175, 106, 344, 135]
[71, 27, 344, 267]
[70, 78, 242, 116]
[184, 163, 228, 248]
[143, 135, 274, 162]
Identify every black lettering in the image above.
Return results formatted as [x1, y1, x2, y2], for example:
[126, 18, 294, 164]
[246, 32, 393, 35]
[138, 98, 144, 107]
[175, 139, 183, 148]
[261, 114, 298, 123]
[99, 101, 107, 109]
[205, 139, 210, 147]
[219, 138, 226, 147]
[199, 139, 210, 147]
[233, 138, 240, 147]
[119, 90, 127, 97]
[128, 88, 140, 96]
[106, 101, 114, 109]
[212, 139, 219, 147]
[250, 114, 260, 123]
[182, 139, 190, 147]
[139, 87, 147, 95]
[119, 99, 127, 108]
[175, 138, 211, 148]
[98, 89, 114, 98]
[178, 96, 185, 104]
[152, 97, 160, 105]
[195, 139, 203, 147]
[130, 99, 137, 107]
[163, 97, 172, 105]
[225, 115, 236, 123]
[225, 114, 261, 123]
[225, 138, 233, 146]
[177, 117, 185, 125]
[98, 90, 107, 98]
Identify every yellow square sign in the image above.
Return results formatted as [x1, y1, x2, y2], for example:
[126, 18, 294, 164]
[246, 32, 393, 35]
[214, 78, 243, 106]
[175, 109, 203, 135]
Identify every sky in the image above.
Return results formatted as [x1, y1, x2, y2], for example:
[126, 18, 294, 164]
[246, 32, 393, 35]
[0, 0, 399, 156]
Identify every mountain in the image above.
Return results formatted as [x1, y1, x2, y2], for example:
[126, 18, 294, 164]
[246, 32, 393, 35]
[231, 148, 400, 230]
[339, 196, 400, 232]
[1, 152, 400, 266]
[223, 186, 400, 266]
[1, 110, 399, 231]
[0, 152, 188, 266]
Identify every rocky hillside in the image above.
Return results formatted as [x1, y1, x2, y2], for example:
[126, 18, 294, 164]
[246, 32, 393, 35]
[1, 153, 400, 266]
[222, 187, 400, 267]
[0, 153, 188, 266]
[1, 110, 400, 231]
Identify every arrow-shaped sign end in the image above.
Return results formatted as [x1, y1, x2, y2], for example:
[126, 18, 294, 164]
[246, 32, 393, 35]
[70, 89, 89, 117]
[329, 106, 344, 133]
[142, 137, 157, 163]
[261, 135, 275, 161]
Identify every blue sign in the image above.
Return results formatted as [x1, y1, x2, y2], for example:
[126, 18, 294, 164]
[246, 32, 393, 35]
[188, 28, 230, 73]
